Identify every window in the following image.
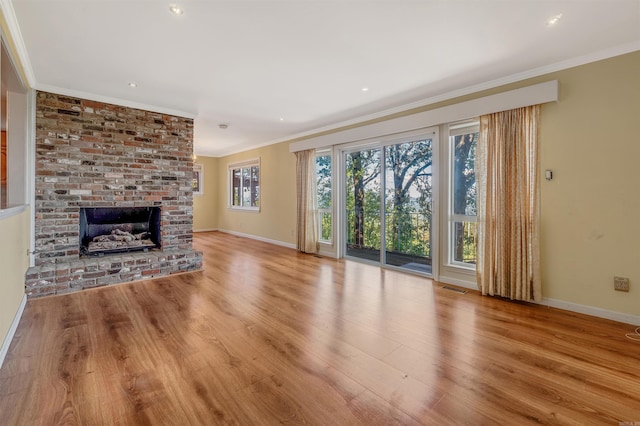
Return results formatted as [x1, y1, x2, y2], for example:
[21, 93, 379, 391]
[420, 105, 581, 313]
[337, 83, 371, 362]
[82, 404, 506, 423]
[192, 164, 203, 195]
[316, 150, 332, 243]
[448, 122, 478, 268]
[0, 40, 28, 213]
[229, 158, 260, 210]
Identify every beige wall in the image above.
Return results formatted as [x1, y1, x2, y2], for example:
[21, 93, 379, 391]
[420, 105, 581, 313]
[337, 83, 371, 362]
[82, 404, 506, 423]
[538, 52, 639, 316]
[438, 52, 639, 316]
[215, 142, 297, 246]
[194, 52, 639, 318]
[0, 208, 30, 347]
[193, 156, 219, 231]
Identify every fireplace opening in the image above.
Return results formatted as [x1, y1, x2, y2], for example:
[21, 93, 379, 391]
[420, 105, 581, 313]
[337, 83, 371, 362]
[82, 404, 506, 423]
[79, 207, 161, 257]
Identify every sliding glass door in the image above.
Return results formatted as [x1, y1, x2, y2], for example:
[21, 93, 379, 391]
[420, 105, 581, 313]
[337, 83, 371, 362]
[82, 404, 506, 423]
[383, 140, 433, 273]
[345, 147, 381, 261]
[343, 132, 434, 275]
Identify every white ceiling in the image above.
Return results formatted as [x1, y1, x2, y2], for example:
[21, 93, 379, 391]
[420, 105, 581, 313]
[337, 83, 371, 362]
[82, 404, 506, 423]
[9, 0, 640, 156]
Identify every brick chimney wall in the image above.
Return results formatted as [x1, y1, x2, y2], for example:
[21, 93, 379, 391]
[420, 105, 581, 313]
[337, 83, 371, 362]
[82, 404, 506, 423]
[26, 91, 202, 296]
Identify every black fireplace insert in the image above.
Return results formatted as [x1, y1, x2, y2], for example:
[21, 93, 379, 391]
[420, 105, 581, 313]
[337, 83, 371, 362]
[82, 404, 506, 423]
[79, 207, 161, 257]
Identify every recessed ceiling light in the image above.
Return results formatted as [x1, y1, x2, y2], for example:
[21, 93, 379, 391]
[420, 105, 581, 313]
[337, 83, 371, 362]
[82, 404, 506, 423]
[279, 117, 284, 121]
[128, 82, 137, 88]
[546, 13, 562, 27]
[169, 5, 184, 15]
[361, 87, 369, 92]
[219, 123, 228, 129]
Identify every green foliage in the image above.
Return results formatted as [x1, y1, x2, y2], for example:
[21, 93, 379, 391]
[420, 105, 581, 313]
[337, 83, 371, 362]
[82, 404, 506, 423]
[452, 131, 478, 264]
[320, 211, 332, 242]
[316, 154, 332, 210]
[345, 140, 433, 259]
[316, 154, 333, 241]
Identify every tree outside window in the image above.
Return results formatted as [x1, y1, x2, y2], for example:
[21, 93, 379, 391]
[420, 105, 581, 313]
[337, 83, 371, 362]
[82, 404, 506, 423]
[229, 159, 260, 210]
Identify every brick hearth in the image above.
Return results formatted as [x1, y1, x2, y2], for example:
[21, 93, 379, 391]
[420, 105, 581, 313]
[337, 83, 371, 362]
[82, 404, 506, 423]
[25, 91, 203, 297]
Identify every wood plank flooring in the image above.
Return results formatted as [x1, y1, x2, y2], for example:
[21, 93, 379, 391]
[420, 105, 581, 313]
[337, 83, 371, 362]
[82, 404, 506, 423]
[1, 231, 639, 425]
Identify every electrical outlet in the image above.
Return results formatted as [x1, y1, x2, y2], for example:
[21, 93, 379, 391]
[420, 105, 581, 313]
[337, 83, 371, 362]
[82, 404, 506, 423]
[614, 276, 630, 292]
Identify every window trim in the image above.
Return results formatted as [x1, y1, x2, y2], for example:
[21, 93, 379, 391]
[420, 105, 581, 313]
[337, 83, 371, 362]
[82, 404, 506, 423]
[446, 121, 479, 270]
[228, 158, 261, 212]
[0, 204, 28, 221]
[0, 40, 29, 213]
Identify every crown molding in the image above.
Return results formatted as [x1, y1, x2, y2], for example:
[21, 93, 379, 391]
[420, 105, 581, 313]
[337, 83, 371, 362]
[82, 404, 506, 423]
[36, 84, 197, 119]
[213, 42, 639, 158]
[284, 40, 640, 143]
[277, 41, 640, 147]
[0, 0, 36, 88]
[172, 40, 636, 158]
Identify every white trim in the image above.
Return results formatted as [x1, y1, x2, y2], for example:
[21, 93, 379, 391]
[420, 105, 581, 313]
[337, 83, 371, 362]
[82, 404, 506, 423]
[193, 228, 219, 233]
[318, 244, 337, 259]
[227, 157, 261, 168]
[35, 84, 196, 119]
[437, 276, 478, 291]
[290, 81, 558, 152]
[218, 229, 296, 250]
[0, 204, 28, 221]
[0, 294, 26, 369]
[0, 0, 36, 88]
[228, 206, 260, 212]
[228, 158, 261, 211]
[28, 89, 36, 267]
[539, 298, 640, 327]
[444, 122, 479, 272]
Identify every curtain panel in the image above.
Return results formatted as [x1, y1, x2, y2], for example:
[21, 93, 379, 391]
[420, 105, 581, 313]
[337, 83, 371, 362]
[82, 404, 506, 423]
[295, 150, 318, 253]
[476, 105, 541, 302]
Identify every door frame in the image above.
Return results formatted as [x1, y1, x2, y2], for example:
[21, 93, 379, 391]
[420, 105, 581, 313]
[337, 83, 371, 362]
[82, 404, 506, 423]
[337, 127, 440, 279]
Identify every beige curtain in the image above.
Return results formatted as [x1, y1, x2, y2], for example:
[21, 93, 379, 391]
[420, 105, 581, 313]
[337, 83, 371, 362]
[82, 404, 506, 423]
[476, 105, 541, 302]
[295, 149, 318, 253]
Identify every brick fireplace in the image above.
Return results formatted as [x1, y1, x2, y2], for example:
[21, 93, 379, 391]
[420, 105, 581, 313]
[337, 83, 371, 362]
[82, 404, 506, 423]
[25, 91, 203, 297]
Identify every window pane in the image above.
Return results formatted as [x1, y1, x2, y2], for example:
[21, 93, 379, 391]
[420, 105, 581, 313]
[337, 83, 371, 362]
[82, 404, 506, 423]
[251, 165, 260, 207]
[320, 210, 332, 242]
[232, 168, 241, 206]
[384, 140, 432, 265]
[345, 149, 381, 254]
[316, 153, 332, 243]
[453, 221, 477, 264]
[316, 154, 331, 209]
[452, 132, 477, 216]
[229, 161, 260, 210]
[242, 167, 251, 206]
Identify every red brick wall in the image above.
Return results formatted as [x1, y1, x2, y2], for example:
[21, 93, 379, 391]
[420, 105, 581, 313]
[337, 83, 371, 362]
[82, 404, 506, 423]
[33, 90, 198, 269]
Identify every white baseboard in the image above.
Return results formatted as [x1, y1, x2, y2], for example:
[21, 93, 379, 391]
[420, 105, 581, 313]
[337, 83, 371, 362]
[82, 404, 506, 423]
[0, 294, 27, 369]
[193, 228, 218, 233]
[540, 297, 640, 326]
[318, 247, 338, 258]
[218, 229, 296, 250]
[436, 276, 478, 291]
[436, 276, 639, 326]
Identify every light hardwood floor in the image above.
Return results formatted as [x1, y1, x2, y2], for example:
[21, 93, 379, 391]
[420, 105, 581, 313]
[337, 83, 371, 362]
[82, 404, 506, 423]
[1, 231, 639, 425]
